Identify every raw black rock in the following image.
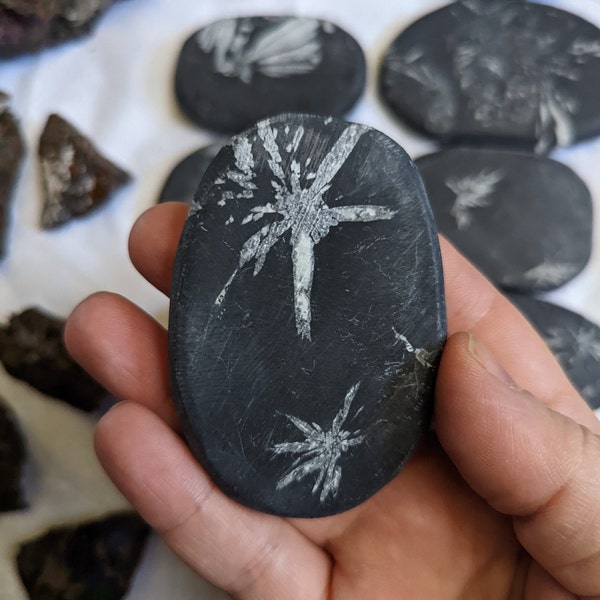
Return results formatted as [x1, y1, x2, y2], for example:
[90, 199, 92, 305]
[380, 1, 600, 153]
[0, 92, 25, 259]
[175, 17, 366, 133]
[0, 0, 123, 58]
[511, 295, 600, 409]
[416, 147, 593, 293]
[17, 512, 150, 600]
[0, 308, 107, 411]
[169, 114, 446, 517]
[39, 113, 130, 229]
[0, 395, 27, 512]
[158, 143, 222, 205]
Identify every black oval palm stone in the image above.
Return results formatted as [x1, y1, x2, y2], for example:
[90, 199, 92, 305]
[416, 148, 593, 293]
[158, 143, 222, 205]
[380, 1, 600, 153]
[510, 295, 600, 410]
[175, 17, 366, 133]
[169, 114, 446, 517]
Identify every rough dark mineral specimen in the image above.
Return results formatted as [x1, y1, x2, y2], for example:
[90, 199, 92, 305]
[0, 0, 123, 58]
[0, 91, 25, 259]
[17, 512, 150, 600]
[0, 395, 27, 512]
[0, 307, 106, 411]
[39, 113, 130, 229]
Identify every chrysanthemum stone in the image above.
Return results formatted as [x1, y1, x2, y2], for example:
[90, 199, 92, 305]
[169, 114, 446, 517]
[175, 16, 366, 133]
[380, 1, 600, 153]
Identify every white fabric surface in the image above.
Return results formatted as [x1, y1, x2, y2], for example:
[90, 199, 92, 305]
[0, 0, 598, 598]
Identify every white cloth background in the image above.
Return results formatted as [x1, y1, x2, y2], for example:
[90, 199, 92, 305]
[0, 0, 598, 598]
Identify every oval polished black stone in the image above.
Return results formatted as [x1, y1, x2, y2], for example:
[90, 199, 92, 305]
[380, 1, 600, 153]
[175, 17, 366, 133]
[416, 147, 593, 293]
[158, 144, 222, 205]
[510, 295, 600, 410]
[169, 114, 446, 517]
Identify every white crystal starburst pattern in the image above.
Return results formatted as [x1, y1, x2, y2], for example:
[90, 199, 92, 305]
[272, 383, 365, 503]
[523, 261, 579, 287]
[546, 326, 600, 366]
[446, 169, 503, 230]
[215, 121, 398, 340]
[197, 17, 324, 84]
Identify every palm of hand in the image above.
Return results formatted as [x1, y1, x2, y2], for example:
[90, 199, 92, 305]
[65, 203, 599, 600]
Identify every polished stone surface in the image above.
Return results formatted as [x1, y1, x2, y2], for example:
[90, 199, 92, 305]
[169, 114, 446, 517]
[159, 143, 222, 205]
[380, 1, 600, 152]
[511, 295, 600, 409]
[417, 147, 593, 293]
[175, 16, 366, 132]
[39, 114, 130, 229]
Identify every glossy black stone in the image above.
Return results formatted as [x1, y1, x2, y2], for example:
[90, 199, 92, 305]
[0, 308, 107, 411]
[0, 396, 27, 512]
[17, 512, 149, 600]
[39, 114, 130, 229]
[416, 147, 593, 293]
[175, 17, 366, 133]
[158, 143, 222, 205]
[0, 0, 124, 58]
[169, 114, 446, 517]
[0, 92, 25, 259]
[511, 295, 600, 409]
[380, 1, 600, 153]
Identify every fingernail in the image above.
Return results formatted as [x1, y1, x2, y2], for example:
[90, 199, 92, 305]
[467, 333, 517, 388]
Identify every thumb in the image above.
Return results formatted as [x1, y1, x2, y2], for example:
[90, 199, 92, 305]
[435, 332, 600, 598]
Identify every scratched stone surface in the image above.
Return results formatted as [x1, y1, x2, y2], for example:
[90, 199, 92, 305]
[0, 396, 27, 512]
[175, 16, 366, 133]
[0, 92, 24, 260]
[416, 147, 593, 293]
[169, 114, 447, 517]
[511, 295, 600, 410]
[158, 143, 223, 205]
[0, 0, 123, 58]
[38, 114, 130, 229]
[17, 512, 149, 600]
[0, 308, 107, 412]
[380, 0, 600, 153]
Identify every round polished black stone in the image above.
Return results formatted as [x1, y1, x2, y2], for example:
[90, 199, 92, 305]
[175, 17, 366, 133]
[169, 114, 446, 517]
[380, 1, 600, 153]
[510, 295, 600, 410]
[159, 144, 222, 205]
[416, 147, 593, 293]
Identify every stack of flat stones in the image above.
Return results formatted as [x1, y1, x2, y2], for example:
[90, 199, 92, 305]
[380, 0, 600, 409]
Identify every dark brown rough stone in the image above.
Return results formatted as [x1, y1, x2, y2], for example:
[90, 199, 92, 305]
[0, 92, 25, 259]
[0, 307, 107, 411]
[0, 395, 27, 512]
[0, 0, 123, 58]
[39, 113, 130, 229]
[17, 512, 150, 600]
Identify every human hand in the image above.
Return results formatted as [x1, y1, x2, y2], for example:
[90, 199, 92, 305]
[65, 202, 600, 599]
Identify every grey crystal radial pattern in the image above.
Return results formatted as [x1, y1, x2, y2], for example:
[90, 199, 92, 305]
[169, 114, 446, 517]
[380, 1, 600, 152]
[175, 16, 366, 133]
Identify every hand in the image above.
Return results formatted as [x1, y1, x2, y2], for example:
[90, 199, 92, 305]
[65, 202, 600, 599]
